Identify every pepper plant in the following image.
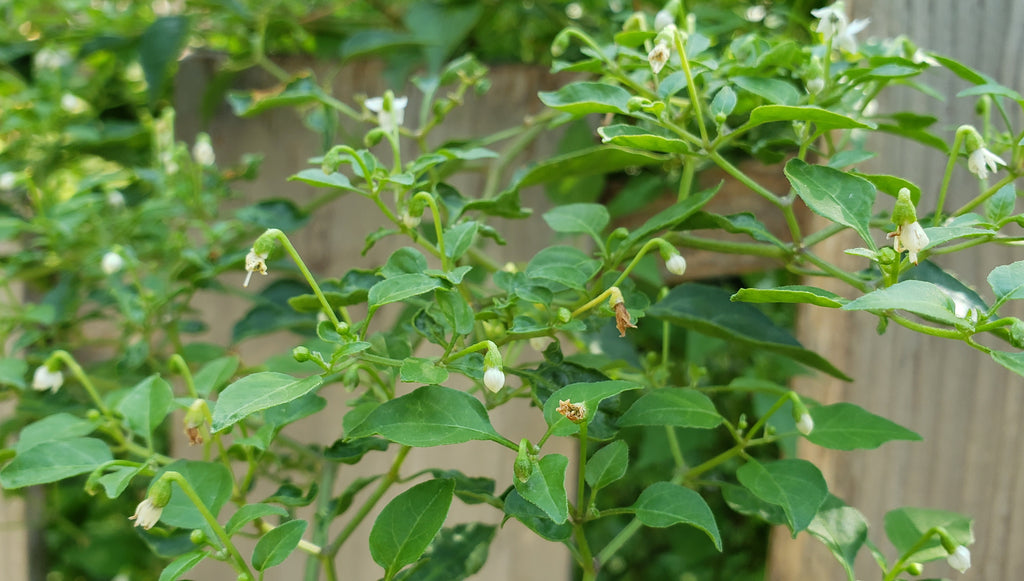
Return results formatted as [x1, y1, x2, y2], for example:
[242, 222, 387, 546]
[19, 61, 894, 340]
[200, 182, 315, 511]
[5, 1, 1024, 580]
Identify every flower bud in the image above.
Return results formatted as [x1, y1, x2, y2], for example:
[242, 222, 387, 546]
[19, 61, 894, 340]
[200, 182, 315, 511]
[665, 252, 687, 276]
[947, 545, 971, 573]
[190, 528, 207, 545]
[192, 133, 215, 166]
[101, 251, 125, 275]
[32, 364, 64, 393]
[514, 439, 535, 482]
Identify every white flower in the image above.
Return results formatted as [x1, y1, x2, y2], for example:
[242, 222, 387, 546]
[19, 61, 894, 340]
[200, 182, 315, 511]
[106, 190, 125, 208]
[365, 95, 408, 133]
[243, 249, 269, 287]
[192, 135, 215, 166]
[665, 253, 687, 276]
[35, 47, 71, 70]
[101, 251, 124, 275]
[891, 221, 929, 265]
[483, 366, 505, 393]
[648, 42, 671, 75]
[806, 77, 825, 95]
[654, 9, 674, 31]
[967, 146, 1006, 180]
[32, 365, 64, 392]
[400, 210, 421, 228]
[811, 2, 869, 52]
[0, 172, 16, 190]
[60, 93, 89, 114]
[947, 545, 971, 573]
[129, 497, 163, 530]
[796, 413, 814, 436]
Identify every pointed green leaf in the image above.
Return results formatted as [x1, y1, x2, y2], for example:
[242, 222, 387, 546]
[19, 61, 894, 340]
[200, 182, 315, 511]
[503, 490, 572, 542]
[733, 76, 800, 105]
[747, 105, 876, 131]
[116, 375, 174, 443]
[98, 465, 145, 499]
[807, 495, 868, 578]
[732, 285, 847, 308]
[681, 211, 787, 247]
[443, 221, 478, 261]
[226, 504, 290, 535]
[155, 460, 233, 529]
[785, 159, 876, 247]
[991, 350, 1024, 378]
[15, 413, 97, 453]
[649, 284, 850, 380]
[736, 458, 828, 536]
[538, 82, 632, 115]
[370, 479, 455, 577]
[985, 183, 1016, 223]
[158, 550, 207, 581]
[252, 519, 308, 571]
[513, 146, 666, 190]
[346, 385, 503, 446]
[513, 454, 569, 524]
[618, 389, 723, 429]
[289, 168, 357, 191]
[400, 357, 449, 385]
[542, 203, 610, 241]
[542, 380, 642, 436]
[435, 289, 474, 335]
[616, 186, 718, 253]
[884, 507, 973, 564]
[597, 124, 693, 153]
[139, 16, 189, 102]
[211, 372, 323, 433]
[710, 85, 738, 116]
[842, 280, 960, 326]
[805, 403, 921, 450]
[632, 482, 722, 550]
[0, 437, 112, 488]
[525, 246, 600, 291]
[368, 274, 442, 308]
[193, 356, 239, 396]
[0, 357, 27, 389]
[988, 260, 1024, 301]
[397, 523, 495, 581]
[585, 440, 629, 491]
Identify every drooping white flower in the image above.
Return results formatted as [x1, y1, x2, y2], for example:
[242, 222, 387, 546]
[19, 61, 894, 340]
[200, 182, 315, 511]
[811, 2, 869, 53]
[365, 95, 408, 133]
[129, 497, 163, 530]
[192, 134, 215, 166]
[665, 252, 687, 276]
[483, 366, 505, 393]
[796, 413, 815, 436]
[101, 251, 125, 275]
[243, 249, 269, 287]
[106, 190, 125, 208]
[60, 93, 89, 114]
[654, 9, 674, 31]
[0, 172, 16, 191]
[947, 545, 971, 574]
[891, 221, 929, 265]
[32, 365, 64, 392]
[967, 146, 1006, 180]
[648, 42, 671, 75]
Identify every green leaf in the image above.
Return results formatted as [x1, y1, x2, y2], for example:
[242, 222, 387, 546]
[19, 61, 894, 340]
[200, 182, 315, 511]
[370, 479, 455, 578]
[585, 440, 629, 491]
[617, 388, 723, 429]
[732, 76, 800, 106]
[681, 211, 787, 247]
[542, 380, 642, 436]
[225, 504, 290, 535]
[649, 284, 850, 380]
[211, 372, 323, 433]
[632, 482, 722, 550]
[289, 169, 358, 191]
[435, 289, 474, 335]
[525, 246, 600, 291]
[597, 124, 693, 154]
[368, 274, 442, 308]
[158, 551, 207, 581]
[139, 16, 189, 102]
[502, 490, 572, 542]
[155, 460, 233, 529]
[616, 186, 718, 253]
[252, 519, 308, 571]
[991, 350, 1024, 378]
[513, 454, 569, 524]
[228, 75, 326, 117]
[731, 285, 847, 308]
[396, 523, 495, 581]
[442, 221, 478, 261]
[0, 357, 27, 389]
[957, 82, 1024, 102]
[0, 437, 112, 488]
[854, 172, 922, 205]
[193, 356, 239, 396]
[513, 146, 666, 190]
[805, 403, 921, 450]
[986, 183, 1016, 223]
[346, 385, 504, 446]
[884, 507, 973, 564]
[746, 105, 876, 132]
[736, 458, 828, 536]
[988, 260, 1024, 301]
[542, 203, 610, 242]
[325, 437, 390, 464]
[710, 85, 738, 117]
[15, 413, 97, 453]
[116, 374, 174, 443]
[807, 495, 868, 578]
[98, 465, 144, 499]
[785, 159, 876, 247]
[400, 357, 449, 385]
[842, 280, 960, 326]
[538, 82, 632, 115]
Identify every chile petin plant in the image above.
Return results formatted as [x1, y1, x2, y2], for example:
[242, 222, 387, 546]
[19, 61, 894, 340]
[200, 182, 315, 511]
[15, 1, 1024, 579]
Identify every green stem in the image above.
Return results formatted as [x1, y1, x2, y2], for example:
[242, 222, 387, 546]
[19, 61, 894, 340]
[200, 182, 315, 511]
[672, 30, 709, 147]
[412, 192, 448, 270]
[707, 151, 785, 209]
[610, 238, 675, 288]
[50, 350, 111, 416]
[953, 173, 1017, 216]
[576, 422, 589, 520]
[668, 232, 787, 258]
[596, 518, 642, 565]
[168, 353, 198, 398]
[677, 158, 697, 202]
[327, 446, 411, 557]
[263, 229, 346, 331]
[933, 127, 968, 223]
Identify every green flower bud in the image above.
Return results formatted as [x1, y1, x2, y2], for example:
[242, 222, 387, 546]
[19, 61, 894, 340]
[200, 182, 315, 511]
[190, 529, 207, 545]
[293, 346, 311, 362]
[321, 146, 344, 175]
[622, 12, 646, 32]
[149, 475, 174, 508]
[557, 307, 572, 324]
[890, 188, 918, 226]
[364, 128, 386, 148]
[551, 29, 572, 57]
[252, 230, 277, 257]
[906, 562, 924, 575]
[1009, 318, 1024, 349]
[876, 246, 899, 265]
[514, 439, 535, 482]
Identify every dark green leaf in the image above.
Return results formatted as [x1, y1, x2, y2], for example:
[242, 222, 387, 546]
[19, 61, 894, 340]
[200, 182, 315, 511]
[842, 280, 960, 326]
[211, 372, 323, 433]
[585, 440, 628, 491]
[0, 438, 112, 488]
[396, 523, 495, 581]
[746, 105, 876, 132]
[632, 482, 722, 550]
[324, 437, 390, 464]
[443, 221, 478, 261]
[370, 479, 455, 577]
[252, 519, 308, 570]
[193, 356, 239, 396]
[513, 146, 666, 190]
[732, 76, 800, 106]
[15, 413, 97, 453]
[805, 403, 921, 450]
[503, 489, 572, 542]
[618, 388, 723, 429]
[98, 465, 144, 499]
[525, 246, 600, 291]
[139, 16, 189, 102]
[155, 460, 233, 529]
[785, 159, 876, 247]
[158, 551, 207, 581]
[513, 454, 569, 524]
[368, 274, 442, 308]
[736, 458, 828, 536]
[116, 375, 174, 443]
[538, 82, 632, 115]
[346, 385, 504, 446]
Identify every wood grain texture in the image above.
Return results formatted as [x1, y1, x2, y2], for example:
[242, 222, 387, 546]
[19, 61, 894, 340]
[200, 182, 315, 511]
[769, 1, 1024, 579]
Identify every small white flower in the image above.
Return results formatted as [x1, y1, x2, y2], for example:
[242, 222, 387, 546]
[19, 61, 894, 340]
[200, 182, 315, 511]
[811, 2, 868, 52]
[947, 545, 971, 573]
[35, 47, 71, 70]
[565, 2, 583, 19]
[806, 77, 825, 95]
[967, 146, 1006, 180]
[911, 49, 939, 67]
[665, 253, 687, 276]
[60, 93, 89, 114]
[192, 135, 215, 166]
[106, 190, 125, 208]
[243, 249, 269, 287]
[483, 366, 505, 393]
[32, 365, 64, 392]
[129, 497, 163, 530]
[400, 210, 421, 228]
[796, 413, 814, 436]
[648, 42, 671, 75]
[654, 9, 674, 31]
[365, 95, 408, 133]
[891, 221, 929, 265]
[101, 251, 124, 275]
[0, 172, 16, 190]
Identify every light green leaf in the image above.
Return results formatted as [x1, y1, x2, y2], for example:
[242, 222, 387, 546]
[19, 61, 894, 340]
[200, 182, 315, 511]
[443, 221, 478, 261]
[0, 437, 112, 488]
[746, 105, 876, 132]
[346, 385, 504, 446]
[158, 551, 207, 581]
[252, 519, 308, 571]
[736, 458, 828, 536]
[116, 375, 174, 443]
[368, 274, 442, 308]
[585, 440, 628, 491]
[538, 82, 632, 115]
[513, 454, 569, 524]
[617, 389, 723, 429]
[542, 203, 610, 242]
[370, 479, 455, 577]
[805, 403, 921, 450]
[733, 76, 800, 106]
[193, 356, 239, 396]
[211, 372, 323, 433]
[597, 124, 692, 154]
[226, 504, 290, 535]
[400, 357, 449, 385]
[710, 85, 738, 117]
[731, 286, 848, 308]
[289, 169, 357, 191]
[785, 159, 876, 247]
[884, 507, 973, 564]
[513, 146, 666, 190]
[154, 460, 233, 529]
[525, 246, 600, 291]
[988, 260, 1024, 301]
[841, 280, 960, 326]
[632, 482, 722, 550]
[15, 413, 97, 453]
[0, 357, 27, 389]
[807, 495, 868, 578]
[98, 465, 145, 499]
[991, 350, 1024, 378]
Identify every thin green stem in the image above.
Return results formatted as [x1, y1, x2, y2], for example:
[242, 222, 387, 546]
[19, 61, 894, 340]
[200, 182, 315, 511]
[262, 229, 346, 331]
[610, 238, 674, 288]
[327, 446, 411, 556]
[677, 158, 697, 202]
[707, 151, 785, 209]
[412, 192, 448, 270]
[576, 422, 589, 520]
[672, 31, 709, 146]
[596, 518, 642, 565]
[934, 128, 968, 223]
[953, 173, 1017, 216]
[163, 471, 253, 578]
[168, 353, 198, 398]
[50, 350, 111, 416]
